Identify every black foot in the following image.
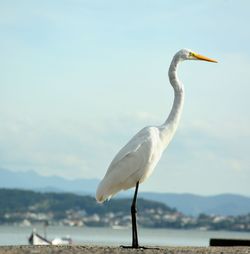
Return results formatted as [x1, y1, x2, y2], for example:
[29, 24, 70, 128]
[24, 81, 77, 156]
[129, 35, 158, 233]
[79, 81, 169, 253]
[120, 245, 160, 250]
[120, 245, 139, 249]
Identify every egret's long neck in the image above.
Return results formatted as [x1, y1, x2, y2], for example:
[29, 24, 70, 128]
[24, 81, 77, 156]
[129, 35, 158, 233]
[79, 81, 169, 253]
[160, 56, 184, 145]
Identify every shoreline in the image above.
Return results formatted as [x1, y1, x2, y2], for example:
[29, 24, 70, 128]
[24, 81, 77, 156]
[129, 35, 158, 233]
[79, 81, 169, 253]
[0, 245, 250, 254]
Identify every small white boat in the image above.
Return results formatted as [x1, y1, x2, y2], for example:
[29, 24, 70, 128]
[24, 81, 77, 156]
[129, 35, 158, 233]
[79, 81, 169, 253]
[28, 229, 72, 245]
[51, 236, 72, 245]
[28, 230, 51, 245]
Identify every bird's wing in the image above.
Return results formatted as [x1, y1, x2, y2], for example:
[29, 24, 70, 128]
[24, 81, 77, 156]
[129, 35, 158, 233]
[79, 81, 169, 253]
[107, 127, 157, 173]
[97, 127, 160, 201]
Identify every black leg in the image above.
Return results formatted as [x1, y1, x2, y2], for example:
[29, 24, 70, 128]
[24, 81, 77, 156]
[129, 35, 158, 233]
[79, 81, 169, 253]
[131, 181, 139, 248]
[120, 182, 160, 250]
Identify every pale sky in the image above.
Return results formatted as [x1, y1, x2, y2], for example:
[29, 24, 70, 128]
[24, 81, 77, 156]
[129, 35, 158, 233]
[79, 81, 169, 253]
[0, 0, 250, 195]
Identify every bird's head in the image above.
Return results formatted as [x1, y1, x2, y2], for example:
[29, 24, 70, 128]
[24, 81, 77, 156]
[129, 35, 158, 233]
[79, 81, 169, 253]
[176, 49, 217, 63]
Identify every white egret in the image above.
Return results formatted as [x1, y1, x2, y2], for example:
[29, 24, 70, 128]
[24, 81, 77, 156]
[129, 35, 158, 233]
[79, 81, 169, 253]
[96, 49, 217, 248]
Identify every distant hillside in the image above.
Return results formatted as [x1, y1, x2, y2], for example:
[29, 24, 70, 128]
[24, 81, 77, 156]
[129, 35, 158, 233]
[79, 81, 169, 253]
[0, 188, 173, 214]
[1, 168, 250, 216]
[1, 188, 250, 232]
[0, 188, 175, 227]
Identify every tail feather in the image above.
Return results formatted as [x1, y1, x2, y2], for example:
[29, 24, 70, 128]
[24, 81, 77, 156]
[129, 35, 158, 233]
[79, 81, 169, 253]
[96, 179, 113, 203]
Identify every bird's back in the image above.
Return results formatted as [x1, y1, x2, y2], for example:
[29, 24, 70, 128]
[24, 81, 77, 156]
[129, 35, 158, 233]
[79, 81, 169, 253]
[96, 126, 164, 203]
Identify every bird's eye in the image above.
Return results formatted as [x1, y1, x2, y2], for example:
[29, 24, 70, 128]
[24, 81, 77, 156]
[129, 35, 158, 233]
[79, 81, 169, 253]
[189, 52, 195, 57]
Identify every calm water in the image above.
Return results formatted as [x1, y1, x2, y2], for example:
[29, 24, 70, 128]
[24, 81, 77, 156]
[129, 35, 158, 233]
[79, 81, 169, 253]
[0, 225, 250, 246]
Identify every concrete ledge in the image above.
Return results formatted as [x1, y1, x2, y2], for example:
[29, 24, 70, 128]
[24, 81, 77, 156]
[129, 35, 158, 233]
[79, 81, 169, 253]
[0, 245, 250, 254]
[210, 238, 250, 246]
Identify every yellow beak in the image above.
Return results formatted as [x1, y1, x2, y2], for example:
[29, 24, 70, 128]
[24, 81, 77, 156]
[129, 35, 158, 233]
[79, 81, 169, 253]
[193, 53, 218, 63]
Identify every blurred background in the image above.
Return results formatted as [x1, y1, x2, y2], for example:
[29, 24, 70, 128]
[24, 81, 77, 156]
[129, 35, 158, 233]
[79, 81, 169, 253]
[0, 0, 250, 246]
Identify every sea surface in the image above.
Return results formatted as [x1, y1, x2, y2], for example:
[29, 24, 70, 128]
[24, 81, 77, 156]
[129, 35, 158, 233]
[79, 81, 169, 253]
[0, 225, 250, 247]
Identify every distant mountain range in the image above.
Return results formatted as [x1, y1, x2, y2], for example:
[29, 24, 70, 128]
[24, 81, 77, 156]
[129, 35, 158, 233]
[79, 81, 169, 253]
[139, 192, 250, 217]
[1, 168, 250, 216]
[0, 168, 98, 194]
